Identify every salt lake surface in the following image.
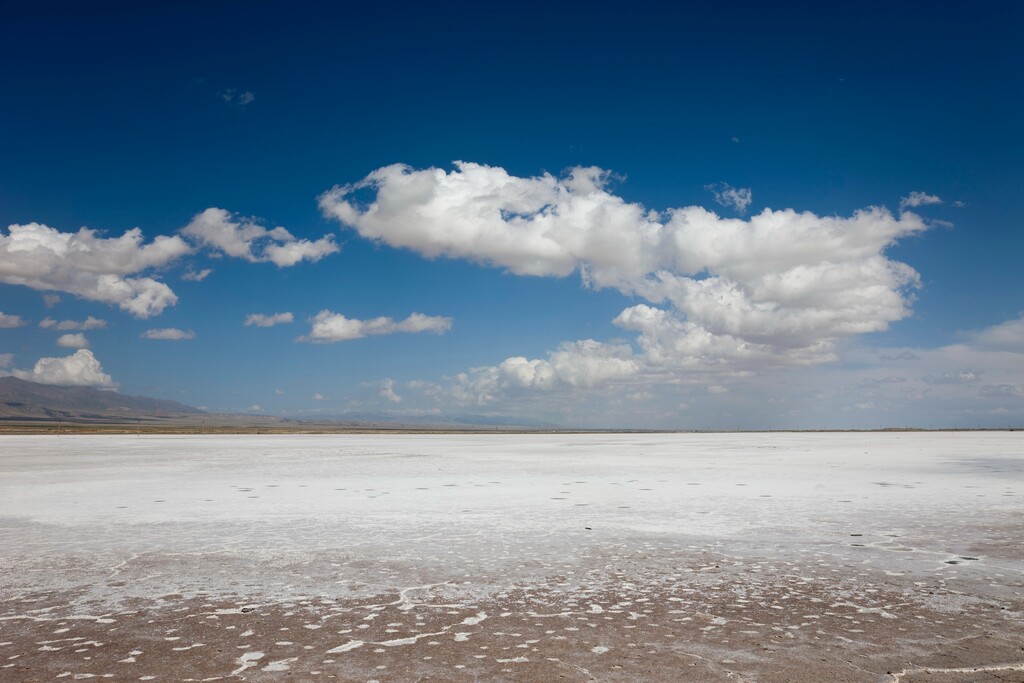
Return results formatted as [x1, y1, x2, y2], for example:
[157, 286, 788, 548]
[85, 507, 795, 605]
[1, 432, 1021, 682]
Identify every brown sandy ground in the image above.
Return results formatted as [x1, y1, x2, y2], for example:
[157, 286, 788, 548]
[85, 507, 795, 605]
[2, 550, 1021, 683]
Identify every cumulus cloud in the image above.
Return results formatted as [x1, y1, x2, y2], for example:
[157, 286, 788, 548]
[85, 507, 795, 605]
[182, 268, 212, 281]
[899, 191, 943, 211]
[299, 310, 453, 343]
[0, 311, 27, 328]
[42, 294, 60, 308]
[12, 349, 115, 387]
[322, 162, 931, 402]
[313, 392, 328, 401]
[56, 333, 89, 349]
[39, 316, 107, 331]
[705, 182, 753, 214]
[141, 327, 195, 340]
[380, 378, 402, 403]
[181, 208, 339, 267]
[1, 222, 190, 317]
[452, 340, 639, 405]
[245, 312, 294, 327]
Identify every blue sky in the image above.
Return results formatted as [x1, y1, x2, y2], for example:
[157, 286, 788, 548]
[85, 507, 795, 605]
[1, 2, 1021, 428]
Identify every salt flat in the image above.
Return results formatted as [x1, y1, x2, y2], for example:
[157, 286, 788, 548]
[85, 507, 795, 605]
[1, 432, 1021, 682]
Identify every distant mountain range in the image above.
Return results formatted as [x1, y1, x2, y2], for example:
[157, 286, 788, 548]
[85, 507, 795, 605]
[314, 411, 556, 429]
[0, 377, 554, 429]
[0, 376, 204, 421]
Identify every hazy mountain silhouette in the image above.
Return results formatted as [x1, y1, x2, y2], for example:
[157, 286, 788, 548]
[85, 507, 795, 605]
[0, 376, 204, 421]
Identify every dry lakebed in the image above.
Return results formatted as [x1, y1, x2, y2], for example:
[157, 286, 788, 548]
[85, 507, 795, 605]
[0, 432, 1021, 682]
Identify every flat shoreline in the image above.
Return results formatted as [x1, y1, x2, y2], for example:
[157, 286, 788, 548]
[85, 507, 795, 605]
[0, 421, 1018, 435]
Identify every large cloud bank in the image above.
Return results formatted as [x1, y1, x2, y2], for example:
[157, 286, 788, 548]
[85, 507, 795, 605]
[321, 162, 932, 401]
[0, 223, 190, 318]
[1, 209, 338, 319]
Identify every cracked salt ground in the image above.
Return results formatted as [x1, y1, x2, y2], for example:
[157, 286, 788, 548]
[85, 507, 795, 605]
[1, 432, 1022, 682]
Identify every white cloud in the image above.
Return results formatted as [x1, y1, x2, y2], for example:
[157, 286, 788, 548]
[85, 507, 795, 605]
[42, 294, 60, 308]
[245, 312, 294, 327]
[299, 310, 453, 343]
[274, 388, 284, 395]
[181, 208, 339, 267]
[182, 268, 213, 281]
[0, 353, 13, 369]
[923, 369, 980, 385]
[0, 312, 27, 328]
[56, 333, 89, 349]
[247, 404, 265, 412]
[705, 182, 753, 214]
[141, 327, 195, 340]
[962, 315, 1024, 353]
[12, 349, 115, 387]
[899, 191, 943, 211]
[979, 384, 1024, 398]
[0, 222, 190, 317]
[452, 340, 639, 405]
[39, 316, 107, 331]
[323, 162, 930, 402]
[221, 89, 255, 106]
[380, 378, 402, 403]
[313, 392, 328, 401]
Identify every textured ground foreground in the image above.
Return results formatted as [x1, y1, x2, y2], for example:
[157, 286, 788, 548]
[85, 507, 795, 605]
[0, 433, 1021, 682]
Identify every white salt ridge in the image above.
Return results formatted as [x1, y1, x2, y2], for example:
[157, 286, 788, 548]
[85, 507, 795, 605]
[230, 651, 264, 675]
[326, 640, 364, 653]
[262, 657, 298, 672]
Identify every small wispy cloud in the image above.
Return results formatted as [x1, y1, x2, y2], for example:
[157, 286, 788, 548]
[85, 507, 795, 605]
[923, 370, 980, 385]
[705, 182, 753, 214]
[979, 384, 1024, 398]
[182, 268, 213, 282]
[221, 89, 255, 107]
[899, 191, 943, 211]
[0, 311, 27, 328]
[141, 328, 195, 341]
[380, 378, 402, 403]
[245, 312, 294, 327]
[39, 316, 107, 331]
